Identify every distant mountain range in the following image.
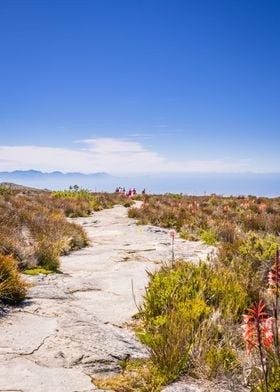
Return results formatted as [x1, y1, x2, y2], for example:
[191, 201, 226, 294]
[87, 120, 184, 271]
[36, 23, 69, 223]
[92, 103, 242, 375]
[0, 170, 111, 180]
[0, 170, 114, 191]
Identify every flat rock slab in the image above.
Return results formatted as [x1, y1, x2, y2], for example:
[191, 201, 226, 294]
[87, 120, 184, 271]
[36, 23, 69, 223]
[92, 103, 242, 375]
[0, 313, 57, 355]
[0, 357, 96, 392]
[0, 204, 214, 391]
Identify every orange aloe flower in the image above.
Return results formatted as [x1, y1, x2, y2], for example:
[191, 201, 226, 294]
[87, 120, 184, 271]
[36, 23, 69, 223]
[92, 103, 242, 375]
[242, 300, 273, 352]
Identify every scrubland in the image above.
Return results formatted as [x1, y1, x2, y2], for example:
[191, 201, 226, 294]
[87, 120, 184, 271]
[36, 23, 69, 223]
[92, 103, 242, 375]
[2, 186, 280, 391]
[0, 184, 132, 305]
[98, 194, 280, 391]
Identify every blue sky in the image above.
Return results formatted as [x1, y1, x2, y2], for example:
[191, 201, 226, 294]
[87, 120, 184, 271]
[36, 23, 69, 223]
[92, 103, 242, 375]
[0, 0, 280, 174]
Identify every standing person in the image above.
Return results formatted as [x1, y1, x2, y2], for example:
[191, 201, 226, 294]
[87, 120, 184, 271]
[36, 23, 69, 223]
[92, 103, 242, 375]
[132, 188, 136, 195]
[142, 188, 146, 195]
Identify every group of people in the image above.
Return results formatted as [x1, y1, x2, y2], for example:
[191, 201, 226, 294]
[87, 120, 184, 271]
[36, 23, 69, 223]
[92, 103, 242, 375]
[115, 187, 146, 196]
[115, 186, 137, 196]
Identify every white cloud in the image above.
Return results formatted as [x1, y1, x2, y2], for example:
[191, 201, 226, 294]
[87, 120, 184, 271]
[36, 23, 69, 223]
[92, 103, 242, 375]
[0, 138, 251, 174]
[127, 133, 153, 139]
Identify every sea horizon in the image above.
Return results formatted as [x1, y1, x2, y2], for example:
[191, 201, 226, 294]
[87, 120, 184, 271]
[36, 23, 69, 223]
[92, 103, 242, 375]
[2, 171, 280, 197]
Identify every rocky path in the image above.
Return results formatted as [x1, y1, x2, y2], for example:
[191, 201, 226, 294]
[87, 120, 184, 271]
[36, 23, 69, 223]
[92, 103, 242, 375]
[0, 204, 214, 392]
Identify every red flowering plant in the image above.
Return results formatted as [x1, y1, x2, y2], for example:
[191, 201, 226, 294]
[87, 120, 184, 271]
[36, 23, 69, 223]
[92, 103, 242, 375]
[242, 250, 280, 391]
[243, 301, 273, 352]
[242, 300, 273, 391]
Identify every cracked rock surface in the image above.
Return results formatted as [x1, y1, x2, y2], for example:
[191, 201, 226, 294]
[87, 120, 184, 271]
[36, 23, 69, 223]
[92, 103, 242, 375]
[0, 204, 214, 392]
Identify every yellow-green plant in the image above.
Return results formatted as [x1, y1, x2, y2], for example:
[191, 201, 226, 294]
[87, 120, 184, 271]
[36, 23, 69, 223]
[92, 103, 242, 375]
[137, 260, 247, 384]
[0, 254, 27, 304]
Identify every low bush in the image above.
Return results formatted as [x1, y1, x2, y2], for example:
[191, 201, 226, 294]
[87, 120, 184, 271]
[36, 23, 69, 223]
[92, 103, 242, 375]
[93, 359, 168, 392]
[34, 240, 61, 271]
[0, 254, 27, 304]
[204, 346, 239, 379]
[136, 260, 247, 384]
[217, 232, 279, 303]
[51, 189, 101, 217]
[200, 228, 218, 245]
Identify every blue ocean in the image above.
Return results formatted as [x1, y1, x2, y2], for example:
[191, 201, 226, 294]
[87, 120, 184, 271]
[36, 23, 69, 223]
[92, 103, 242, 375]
[5, 172, 280, 197]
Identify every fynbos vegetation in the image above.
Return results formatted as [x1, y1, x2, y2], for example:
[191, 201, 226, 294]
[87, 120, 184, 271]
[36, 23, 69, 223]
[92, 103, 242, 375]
[2, 187, 280, 390]
[0, 184, 132, 305]
[98, 194, 280, 391]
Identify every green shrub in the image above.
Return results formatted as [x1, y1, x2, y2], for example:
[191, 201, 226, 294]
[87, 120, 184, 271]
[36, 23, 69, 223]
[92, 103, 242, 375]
[35, 241, 60, 271]
[205, 346, 239, 379]
[217, 232, 279, 303]
[0, 254, 27, 304]
[200, 229, 218, 245]
[93, 359, 168, 391]
[180, 229, 200, 241]
[128, 207, 140, 219]
[137, 260, 246, 383]
[0, 184, 15, 196]
[139, 299, 209, 380]
[238, 232, 278, 263]
[51, 189, 100, 216]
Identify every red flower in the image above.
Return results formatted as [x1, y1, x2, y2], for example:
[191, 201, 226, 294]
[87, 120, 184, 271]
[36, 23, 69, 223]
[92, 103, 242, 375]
[242, 300, 273, 352]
